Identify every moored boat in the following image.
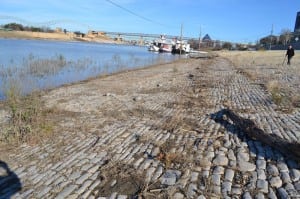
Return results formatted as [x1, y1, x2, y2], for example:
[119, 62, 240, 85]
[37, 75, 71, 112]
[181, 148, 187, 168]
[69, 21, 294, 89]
[171, 39, 191, 54]
[148, 35, 174, 53]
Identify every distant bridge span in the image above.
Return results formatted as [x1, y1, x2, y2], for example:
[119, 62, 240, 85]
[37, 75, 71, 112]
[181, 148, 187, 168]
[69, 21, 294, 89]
[0, 15, 197, 40]
[103, 31, 197, 40]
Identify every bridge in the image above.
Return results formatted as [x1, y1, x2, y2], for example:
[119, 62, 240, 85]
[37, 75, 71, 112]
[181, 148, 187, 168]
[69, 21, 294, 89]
[103, 31, 197, 41]
[0, 15, 225, 47]
[101, 31, 201, 46]
[0, 15, 197, 44]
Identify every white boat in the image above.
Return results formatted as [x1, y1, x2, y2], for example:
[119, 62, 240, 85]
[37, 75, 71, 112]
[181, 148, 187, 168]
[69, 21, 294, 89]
[171, 39, 191, 54]
[148, 35, 174, 53]
[159, 43, 173, 53]
[148, 44, 160, 52]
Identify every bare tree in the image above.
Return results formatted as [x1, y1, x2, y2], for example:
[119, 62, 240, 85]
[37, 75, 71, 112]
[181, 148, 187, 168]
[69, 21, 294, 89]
[222, 42, 232, 50]
[279, 29, 292, 45]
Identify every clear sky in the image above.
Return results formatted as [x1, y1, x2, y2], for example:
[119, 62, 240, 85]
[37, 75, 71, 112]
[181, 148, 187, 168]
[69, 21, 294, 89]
[0, 0, 299, 43]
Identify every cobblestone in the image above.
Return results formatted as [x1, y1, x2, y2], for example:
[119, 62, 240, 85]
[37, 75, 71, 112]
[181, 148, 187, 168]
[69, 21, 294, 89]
[256, 159, 266, 170]
[267, 164, 279, 176]
[221, 181, 232, 195]
[212, 154, 228, 166]
[269, 176, 282, 188]
[242, 192, 251, 199]
[238, 160, 256, 172]
[256, 179, 268, 193]
[291, 169, 300, 182]
[161, 170, 181, 186]
[0, 57, 299, 198]
[224, 169, 234, 182]
[55, 184, 78, 199]
[187, 183, 198, 198]
[257, 169, 266, 180]
[277, 187, 289, 199]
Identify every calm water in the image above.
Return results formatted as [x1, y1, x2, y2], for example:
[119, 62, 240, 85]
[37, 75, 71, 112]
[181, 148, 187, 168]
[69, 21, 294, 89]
[0, 38, 180, 100]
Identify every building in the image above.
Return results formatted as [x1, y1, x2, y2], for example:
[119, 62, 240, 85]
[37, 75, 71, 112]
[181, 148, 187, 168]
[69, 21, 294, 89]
[201, 34, 214, 48]
[87, 30, 106, 38]
[294, 11, 300, 33]
[202, 34, 212, 42]
[262, 11, 300, 50]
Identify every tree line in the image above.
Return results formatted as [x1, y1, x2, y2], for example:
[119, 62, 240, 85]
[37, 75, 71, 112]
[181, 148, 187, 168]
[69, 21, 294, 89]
[188, 39, 252, 51]
[188, 28, 299, 51]
[259, 29, 298, 46]
[1, 23, 54, 33]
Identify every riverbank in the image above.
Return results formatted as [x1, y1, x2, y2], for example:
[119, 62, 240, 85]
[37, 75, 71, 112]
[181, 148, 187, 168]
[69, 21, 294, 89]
[0, 51, 299, 198]
[0, 30, 118, 43]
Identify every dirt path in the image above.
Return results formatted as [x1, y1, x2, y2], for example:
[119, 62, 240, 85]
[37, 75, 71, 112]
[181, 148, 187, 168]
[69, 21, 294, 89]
[0, 57, 300, 198]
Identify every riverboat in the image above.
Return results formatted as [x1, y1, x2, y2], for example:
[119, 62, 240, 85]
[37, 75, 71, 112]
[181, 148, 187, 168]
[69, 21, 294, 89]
[148, 35, 190, 54]
[148, 35, 174, 53]
[171, 39, 191, 54]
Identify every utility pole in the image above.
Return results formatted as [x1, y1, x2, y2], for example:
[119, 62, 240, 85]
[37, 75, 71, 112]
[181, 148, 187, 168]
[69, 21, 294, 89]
[269, 24, 273, 50]
[180, 23, 183, 55]
[198, 25, 202, 50]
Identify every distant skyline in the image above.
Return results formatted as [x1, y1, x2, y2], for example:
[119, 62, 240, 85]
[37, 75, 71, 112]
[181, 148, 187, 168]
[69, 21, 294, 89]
[0, 0, 299, 43]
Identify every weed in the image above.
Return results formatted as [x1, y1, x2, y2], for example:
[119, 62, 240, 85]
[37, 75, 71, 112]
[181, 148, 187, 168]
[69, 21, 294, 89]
[265, 80, 294, 111]
[291, 95, 300, 107]
[172, 67, 178, 73]
[1, 83, 55, 144]
[156, 140, 190, 170]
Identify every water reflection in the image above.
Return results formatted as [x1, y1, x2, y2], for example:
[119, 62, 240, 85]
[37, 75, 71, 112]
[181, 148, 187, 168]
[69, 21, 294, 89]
[0, 39, 180, 100]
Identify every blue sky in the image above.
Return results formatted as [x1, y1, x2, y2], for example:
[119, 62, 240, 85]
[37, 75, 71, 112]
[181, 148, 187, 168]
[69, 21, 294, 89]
[0, 0, 299, 43]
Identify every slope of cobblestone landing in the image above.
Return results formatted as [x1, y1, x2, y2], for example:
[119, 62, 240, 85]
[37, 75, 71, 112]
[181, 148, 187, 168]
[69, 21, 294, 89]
[1, 57, 299, 198]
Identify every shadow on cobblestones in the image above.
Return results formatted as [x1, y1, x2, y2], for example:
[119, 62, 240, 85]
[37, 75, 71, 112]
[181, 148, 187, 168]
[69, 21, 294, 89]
[211, 109, 300, 164]
[0, 161, 22, 199]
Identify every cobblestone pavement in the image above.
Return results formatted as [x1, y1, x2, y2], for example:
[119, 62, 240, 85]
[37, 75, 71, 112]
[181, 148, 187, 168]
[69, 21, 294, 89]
[1, 57, 300, 198]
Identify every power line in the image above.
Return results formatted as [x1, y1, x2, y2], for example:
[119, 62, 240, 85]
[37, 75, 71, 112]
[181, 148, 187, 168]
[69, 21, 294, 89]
[104, 0, 167, 28]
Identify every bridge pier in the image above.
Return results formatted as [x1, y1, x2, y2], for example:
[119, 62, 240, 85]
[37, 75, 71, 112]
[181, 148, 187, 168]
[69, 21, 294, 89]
[139, 36, 144, 45]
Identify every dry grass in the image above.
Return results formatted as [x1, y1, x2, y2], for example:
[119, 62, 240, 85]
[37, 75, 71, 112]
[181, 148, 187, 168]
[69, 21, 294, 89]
[218, 50, 295, 67]
[218, 50, 300, 110]
[96, 160, 173, 199]
[0, 85, 59, 145]
[266, 80, 283, 104]
[156, 140, 187, 169]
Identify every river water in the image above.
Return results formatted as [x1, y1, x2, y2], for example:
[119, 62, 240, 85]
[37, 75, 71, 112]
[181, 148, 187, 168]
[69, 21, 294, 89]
[0, 38, 180, 100]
